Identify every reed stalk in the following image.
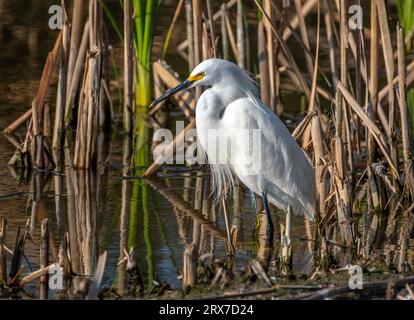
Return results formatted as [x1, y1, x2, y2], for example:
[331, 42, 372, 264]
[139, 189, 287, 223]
[0, 217, 6, 283]
[40, 219, 49, 300]
[397, 24, 414, 196]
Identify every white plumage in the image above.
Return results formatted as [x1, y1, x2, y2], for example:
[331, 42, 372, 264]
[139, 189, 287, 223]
[193, 59, 315, 220]
[150, 58, 316, 221]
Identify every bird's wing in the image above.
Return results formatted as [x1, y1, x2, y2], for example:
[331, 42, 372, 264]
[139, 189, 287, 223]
[221, 97, 316, 217]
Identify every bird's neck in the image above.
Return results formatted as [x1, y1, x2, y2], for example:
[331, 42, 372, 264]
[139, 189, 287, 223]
[211, 80, 246, 107]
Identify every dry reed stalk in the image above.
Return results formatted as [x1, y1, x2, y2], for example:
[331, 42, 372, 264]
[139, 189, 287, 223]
[397, 25, 414, 196]
[337, 82, 399, 177]
[118, 183, 130, 295]
[254, 0, 310, 98]
[331, 0, 354, 246]
[40, 219, 49, 300]
[263, 0, 276, 112]
[397, 209, 414, 272]
[308, 2, 326, 217]
[222, 198, 235, 254]
[178, 0, 238, 53]
[185, 0, 195, 71]
[221, 3, 229, 60]
[31, 100, 44, 169]
[368, 0, 379, 163]
[123, 0, 134, 137]
[150, 61, 195, 117]
[282, 0, 317, 41]
[65, 21, 90, 126]
[19, 264, 57, 286]
[236, 0, 245, 67]
[376, 0, 398, 175]
[193, 170, 204, 245]
[43, 103, 51, 143]
[144, 118, 196, 177]
[67, 0, 85, 90]
[323, 0, 338, 86]
[258, 21, 270, 106]
[74, 58, 90, 168]
[379, 60, 414, 104]
[206, 0, 217, 58]
[192, 0, 202, 99]
[223, 8, 239, 60]
[231, 183, 242, 247]
[294, 0, 313, 79]
[0, 217, 6, 283]
[281, 205, 292, 275]
[74, 0, 106, 169]
[202, 23, 212, 60]
[3, 32, 62, 135]
[366, 165, 385, 252]
[183, 243, 197, 289]
[53, 5, 69, 164]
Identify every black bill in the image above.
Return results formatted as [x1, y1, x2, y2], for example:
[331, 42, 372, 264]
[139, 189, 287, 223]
[148, 79, 194, 108]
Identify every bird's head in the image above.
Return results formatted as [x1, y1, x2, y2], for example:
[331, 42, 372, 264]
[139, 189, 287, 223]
[149, 59, 234, 108]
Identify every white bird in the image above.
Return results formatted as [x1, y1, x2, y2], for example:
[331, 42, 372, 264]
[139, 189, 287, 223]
[150, 59, 316, 233]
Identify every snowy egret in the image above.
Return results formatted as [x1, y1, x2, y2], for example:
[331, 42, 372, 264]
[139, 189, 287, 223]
[149, 59, 316, 233]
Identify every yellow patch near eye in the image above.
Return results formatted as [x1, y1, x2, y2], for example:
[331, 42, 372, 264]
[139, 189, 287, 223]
[188, 72, 204, 82]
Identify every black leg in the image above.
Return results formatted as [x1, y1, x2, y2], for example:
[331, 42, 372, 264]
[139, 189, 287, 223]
[262, 192, 274, 237]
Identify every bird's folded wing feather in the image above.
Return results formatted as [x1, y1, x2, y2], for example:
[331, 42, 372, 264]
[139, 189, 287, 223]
[222, 97, 316, 214]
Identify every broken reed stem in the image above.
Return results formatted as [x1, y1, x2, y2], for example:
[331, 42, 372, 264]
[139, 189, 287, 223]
[3, 32, 62, 135]
[183, 243, 197, 289]
[281, 205, 292, 275]
[31, 100, 44, 169]
[20, 264, 57, 287]
[144, 119, 196, 177]
[40, 219, 49, 300]
[0, 217, 6, 283]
